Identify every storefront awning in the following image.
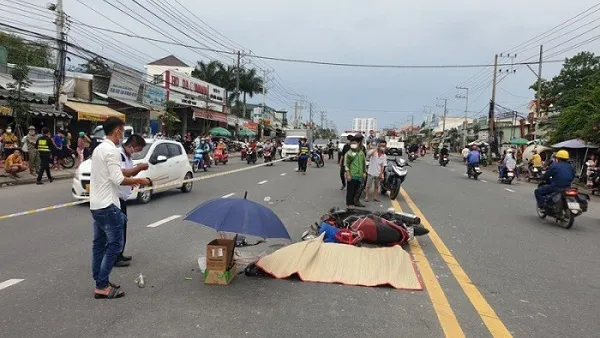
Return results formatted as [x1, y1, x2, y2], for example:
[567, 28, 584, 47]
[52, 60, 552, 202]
[110, 97, 150, 110]
[149, 109, 180, 122]
[30, 109, 72, 118]
[64, 101, 125, 122]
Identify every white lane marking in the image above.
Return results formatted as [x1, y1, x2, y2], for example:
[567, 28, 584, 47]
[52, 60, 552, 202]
[0, 279, 24, 291]
[146, 215, 181, 228]
[221, 193, 235, 198]
[481, 180, 488, 183]
[258, 180, 268, 185]
[505, 188, 515, 193]
[280, 173, 286, 176]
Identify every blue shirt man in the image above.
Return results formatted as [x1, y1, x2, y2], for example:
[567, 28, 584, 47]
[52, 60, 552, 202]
[534, 150, 575, 207]
[467, 150, 480, 165]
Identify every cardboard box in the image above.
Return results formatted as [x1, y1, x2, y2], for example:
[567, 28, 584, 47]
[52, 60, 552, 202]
[204, 262, 237, 285]
[206, 238, 235, 271]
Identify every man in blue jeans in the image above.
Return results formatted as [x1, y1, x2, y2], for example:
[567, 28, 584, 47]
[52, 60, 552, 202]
[89, 117, 150, 299]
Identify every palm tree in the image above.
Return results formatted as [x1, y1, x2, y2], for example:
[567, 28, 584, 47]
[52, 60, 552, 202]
[240, 68, 264, 118]
[191, 60, 223, 85]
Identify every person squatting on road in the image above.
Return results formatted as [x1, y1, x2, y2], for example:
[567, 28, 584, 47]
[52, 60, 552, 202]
[297, 137, 310, 174]
[344, 136, 366, 209]
[115, 134, 149, 268]
[89, 117, 150, 299]
[4, 149, 28, 177]
[534, 150, 575, 210]
[365, 139, 387, 202]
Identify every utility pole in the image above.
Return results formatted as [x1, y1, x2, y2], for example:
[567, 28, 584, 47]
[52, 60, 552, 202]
[261, 68, 272, 119]
[456, 86, 469, 145]
[436, 98, 447, 139]
[489, 54, 499, 154]
[536, 45, 543, 119]
[293, 101, 304, 129]
[308, 103, 313, 129]
[51, 0, 66, 113]
[319, 111, 326, 129]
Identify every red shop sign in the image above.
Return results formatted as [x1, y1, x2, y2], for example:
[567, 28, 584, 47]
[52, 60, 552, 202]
[193, 108, 227, 123]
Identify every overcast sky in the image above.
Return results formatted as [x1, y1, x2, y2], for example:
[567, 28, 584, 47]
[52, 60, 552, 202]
[6, 0, 600, 130]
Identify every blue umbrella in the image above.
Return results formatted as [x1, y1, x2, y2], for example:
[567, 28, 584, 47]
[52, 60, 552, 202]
[184, 192, 291, 240]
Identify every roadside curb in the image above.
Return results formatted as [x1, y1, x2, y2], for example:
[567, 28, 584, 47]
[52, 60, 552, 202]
[0, 173, 74, 188]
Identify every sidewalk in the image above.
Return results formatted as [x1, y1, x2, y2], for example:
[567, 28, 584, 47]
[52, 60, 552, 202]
[0, 161, 75, 187]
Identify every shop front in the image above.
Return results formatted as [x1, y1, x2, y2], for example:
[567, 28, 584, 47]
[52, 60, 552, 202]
[63, 100, 126, 135]
[191, 108, 227, 136]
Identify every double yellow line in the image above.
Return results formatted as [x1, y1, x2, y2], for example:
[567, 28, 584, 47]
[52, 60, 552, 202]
[393, 188, 512, 338]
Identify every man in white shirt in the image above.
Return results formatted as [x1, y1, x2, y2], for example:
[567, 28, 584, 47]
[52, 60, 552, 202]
[115, 134, 149, 267]
[90, 117, 149, 299]
[461, 146, 470, 163]
[365, 139, 388, 202]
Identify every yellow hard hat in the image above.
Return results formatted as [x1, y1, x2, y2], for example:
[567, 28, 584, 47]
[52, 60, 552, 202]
[556, 149, 569, 160]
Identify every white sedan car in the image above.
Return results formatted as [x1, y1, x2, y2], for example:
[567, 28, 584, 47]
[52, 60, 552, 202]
[72, 139, 194, 204]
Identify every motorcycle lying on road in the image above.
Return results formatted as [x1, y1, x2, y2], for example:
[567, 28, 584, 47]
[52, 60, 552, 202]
[467, 164, 482, 180]
[263, 148, 274, 166]
[439, 154, 449, 167]
[380, 156, 409, 200]
[537, 180, 589, 229]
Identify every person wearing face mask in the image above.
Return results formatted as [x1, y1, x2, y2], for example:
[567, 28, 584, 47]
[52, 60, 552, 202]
[2, 127, 19, 159]
[89, 117, 150, 299]
[365, 139, 387, 202]
[26, 126, 40, 175]
[344, 136, 366, 209]
[115, 134, 149, 267]
[197, 137, 211, 166]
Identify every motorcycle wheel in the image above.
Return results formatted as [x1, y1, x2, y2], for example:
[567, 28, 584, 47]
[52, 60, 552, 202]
[559, 208, 575, 229]
[536, 207, 547, 219]
[192, 162, 199, 173]
[60, 155, 75, 169]
[203, 166, 207, 172]
[223, 160, 228, 165]
[389, 186, 400, 200]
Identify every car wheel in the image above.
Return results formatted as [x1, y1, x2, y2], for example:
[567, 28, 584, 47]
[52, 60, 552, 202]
[137, 188, 152, 204]
[181, 172, 193, 193]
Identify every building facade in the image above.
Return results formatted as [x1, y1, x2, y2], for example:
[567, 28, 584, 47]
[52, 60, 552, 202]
[352, 118, 377, 133]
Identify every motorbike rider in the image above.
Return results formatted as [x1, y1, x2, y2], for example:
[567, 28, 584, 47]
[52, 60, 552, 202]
[466, 145, 481, 173]
[217, 139, 227, 151]
[297, 137, 311, 173]
[528, 149, 543, 177]
[439, 145, 449, 164]
[534, 150, 575, 210]
[263, 139, 274, 158]
[408, 143, 419, 156]
[196, 138, 211, 165]
[499, 149, 516, 179]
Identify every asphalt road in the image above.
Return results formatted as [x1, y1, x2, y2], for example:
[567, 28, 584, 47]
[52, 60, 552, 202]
[0, 153, 599, 337]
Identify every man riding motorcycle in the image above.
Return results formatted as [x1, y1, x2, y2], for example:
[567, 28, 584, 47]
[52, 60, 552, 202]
[466, 145, 481, 173]
[439, 145, 449, 164]
[528, 149, 543, 178]
[534, 150, 575, 210]
[196, 138, 211, 167]
[498, 149, 516, 179]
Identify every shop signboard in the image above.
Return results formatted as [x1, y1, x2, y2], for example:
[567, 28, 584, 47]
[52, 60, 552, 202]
[192, 108, 227, 123]
[108, 64, 143, 101]
[142, 83, 166, 108]
[165, 70, 225, 112]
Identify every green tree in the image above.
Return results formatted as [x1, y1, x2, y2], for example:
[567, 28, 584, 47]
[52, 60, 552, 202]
[0, 32, 53, 68]
[240, 68, 264, 119]
[79, 56, 111, 77]
[161, 101, 181, 136]
[7, 63, 32, 137]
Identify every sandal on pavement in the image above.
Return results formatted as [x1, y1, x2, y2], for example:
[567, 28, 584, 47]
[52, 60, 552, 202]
[94, 287, 125, 299]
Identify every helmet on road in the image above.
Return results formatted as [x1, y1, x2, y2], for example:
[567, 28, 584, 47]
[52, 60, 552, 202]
[556, 149, 570, 160]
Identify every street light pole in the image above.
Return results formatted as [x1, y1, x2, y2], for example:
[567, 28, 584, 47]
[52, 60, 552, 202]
[456, 86, 469, 146]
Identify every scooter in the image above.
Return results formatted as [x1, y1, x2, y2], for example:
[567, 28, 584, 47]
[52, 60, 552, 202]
[467, 164, 482, 180]
[408, 152, 418, 162]
[537, 181, 589, 229]
[439, 154, 449, 167]
[311, 148, 325, 168]
[192, 149, 208, 173]
[264, 148, 273, 166]
[380, 157, 409, 200]
[246, 147, 257, 164]
[213, 148, 229, 165]
[241, 147, 247, 161]
[527, 166, 544, 182]
[500, 167, 516, 185]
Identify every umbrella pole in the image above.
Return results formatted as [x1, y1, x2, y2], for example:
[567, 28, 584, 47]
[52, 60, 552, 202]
[581, 148, 589, 178]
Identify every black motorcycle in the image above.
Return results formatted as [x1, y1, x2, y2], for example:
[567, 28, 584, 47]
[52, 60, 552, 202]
[499, 167, 516, 185]
[380, 157, 409, 200]
[408, 152, 418, 162]
[537, 181, 589, 229]
[246, 148, 257, 164]
[439, 154, 449, 167]
[527, 166, 545, 182]
[467, 163, 482, 180]
[59, 147, 76, 169]
[263, 148, 273, 166]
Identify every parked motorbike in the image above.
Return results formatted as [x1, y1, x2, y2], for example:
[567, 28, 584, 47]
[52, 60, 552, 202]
[263, 148, 273, 166]
[380, 157, 409, 200]
[537, 181, 589, 229]
[467, 164, 482, 180]
[408, 152, 418, 162]
[480, 153, 489, 167]
[59, 147, 76, 169]
[311, 147, 325, 168]
[246, 147, 257, 164]
[241, 147, 247, 161]
[192, 149, 208, 172]
[439, 154, 449, 167]
[213, 148, 229, 165]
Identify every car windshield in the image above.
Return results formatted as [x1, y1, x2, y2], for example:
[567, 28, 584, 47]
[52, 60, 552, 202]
[284, 137, 301, 145]
[132, 142, 153, 160]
